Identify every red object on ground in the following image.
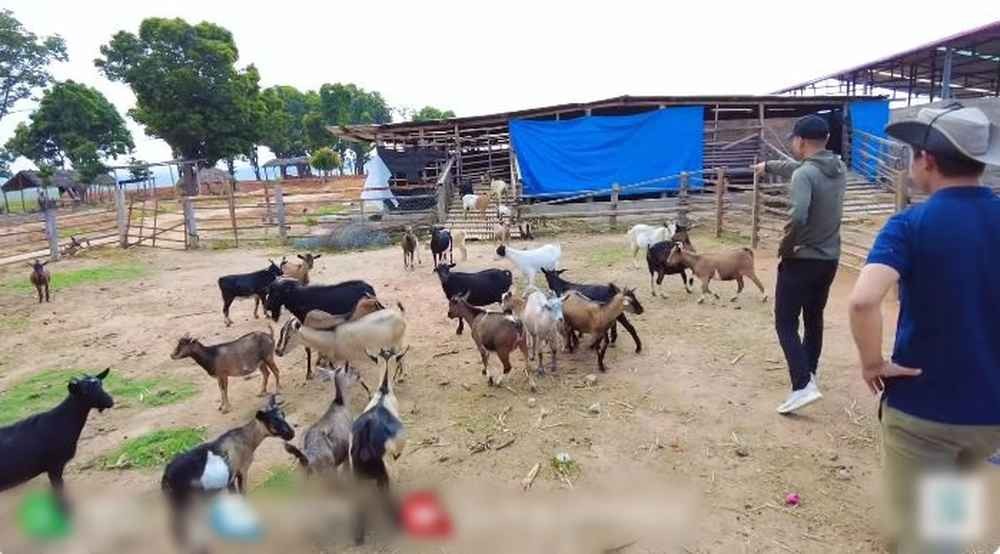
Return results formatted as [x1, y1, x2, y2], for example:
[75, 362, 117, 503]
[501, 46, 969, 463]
[785, 492, 801, 506]
[400, 490, 453, 540]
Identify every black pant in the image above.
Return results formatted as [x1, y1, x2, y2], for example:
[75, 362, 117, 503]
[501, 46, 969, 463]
[774, 258, 839, 391]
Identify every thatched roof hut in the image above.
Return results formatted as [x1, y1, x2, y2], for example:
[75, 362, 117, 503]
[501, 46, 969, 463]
[263, 156, 313, 179]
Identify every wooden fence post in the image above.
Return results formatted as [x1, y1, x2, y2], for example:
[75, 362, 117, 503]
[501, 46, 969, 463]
[114, 186, 128, 249]
[44, 205, 59, 260]
[227, 180, 239, 248]
[751, 160, 761, 249]
[263, 181, 273, 224]
[610, 184, 620, 229]
[183, 197, 199, 249]
[714, 167, 726, 238]
[274, 179, 287, 244]
[678, 172, 690, 228]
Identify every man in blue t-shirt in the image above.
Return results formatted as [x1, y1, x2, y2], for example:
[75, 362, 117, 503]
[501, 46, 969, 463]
[848, 104, 1000, 552]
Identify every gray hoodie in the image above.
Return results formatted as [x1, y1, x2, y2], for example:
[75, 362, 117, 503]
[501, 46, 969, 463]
[765, 150, 846, 260]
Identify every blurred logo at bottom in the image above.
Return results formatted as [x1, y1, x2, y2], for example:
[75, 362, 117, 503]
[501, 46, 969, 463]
[400, 491, 453, 540]
[919, 472, 983, 545]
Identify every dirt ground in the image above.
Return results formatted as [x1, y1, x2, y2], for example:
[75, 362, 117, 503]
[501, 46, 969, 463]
[0, 228, 900, 553]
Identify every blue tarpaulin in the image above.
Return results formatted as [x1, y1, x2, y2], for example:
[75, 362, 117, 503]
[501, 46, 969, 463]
[849, 100, 890, 181]
[510, 106, 704, 199]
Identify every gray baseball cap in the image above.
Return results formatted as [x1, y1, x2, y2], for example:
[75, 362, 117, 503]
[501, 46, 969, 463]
[885, 105, 1000, 165]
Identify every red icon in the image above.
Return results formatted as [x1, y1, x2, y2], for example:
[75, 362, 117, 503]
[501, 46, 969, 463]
[400, 491, 453, 539]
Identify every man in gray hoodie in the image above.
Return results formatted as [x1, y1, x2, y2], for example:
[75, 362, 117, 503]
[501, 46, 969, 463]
[754, 114, 846, 414]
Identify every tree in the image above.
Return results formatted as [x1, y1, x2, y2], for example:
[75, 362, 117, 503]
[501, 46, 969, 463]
[5, 80, 133, 175]
[309, 147, 341, 181]
[412, 106, 455, 122]
[127, 156, 152, 182]
[0, 9, 68, 123]
[317, 83, 391, 174]
[95, 18, 263, 194]
[260, 85, 316, 158]
[0, 148, 13, 179]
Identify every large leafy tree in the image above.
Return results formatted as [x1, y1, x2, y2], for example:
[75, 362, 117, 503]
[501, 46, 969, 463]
[412, 106, 455, 122]
[0, 148, 13, 179]
[95, 18, 263, 194]
[260, 85, 317, 158]
[5, 80, 133, 176]
[317, 83, 390, 174]
[0, 9, 67, 123]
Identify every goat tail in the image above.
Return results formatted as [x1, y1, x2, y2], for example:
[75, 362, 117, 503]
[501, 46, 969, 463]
[284, 443, 311, 469]
[742, 247, 755, 258]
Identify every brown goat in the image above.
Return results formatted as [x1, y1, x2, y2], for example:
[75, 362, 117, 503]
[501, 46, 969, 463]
[170, 330, 280, 413]
[303, 294, 385, 330]
[448, 293, 529, 386]
[401, 227, 421, 270]
[666, 244, 768, 304]
[27, 260, 51, 303]
[494, 221, 511, 244]
[561, 287, 641, 372]
[280, 253, 321, 285]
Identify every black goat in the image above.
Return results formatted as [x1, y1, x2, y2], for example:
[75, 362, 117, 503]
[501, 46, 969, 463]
[646, 240, 695, 297]
[218, 260, 283, 326]
[161, 395, 294, 548]
[0, 369, 113, 511]
[433, 263, 512, 334]
[350, 358, 406, 545]
[541, 268, 644, 353]
[265, 278, 377, 378]
[430, 226, 453, 266]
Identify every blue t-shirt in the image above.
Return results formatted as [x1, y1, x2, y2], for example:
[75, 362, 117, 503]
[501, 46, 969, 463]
[867, 186, 1000, 425]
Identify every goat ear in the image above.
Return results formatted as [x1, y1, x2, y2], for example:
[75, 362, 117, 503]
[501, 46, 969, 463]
[366, 350, 379, 365]
[313, 254, 321, 260]
[448, 263, 456, 268]
[555, 269, 567, 275]
[297, 254, 305, 261]
[96, 367, 110, 381]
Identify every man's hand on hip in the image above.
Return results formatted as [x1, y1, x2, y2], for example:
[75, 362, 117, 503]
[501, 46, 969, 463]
[862, 360, 922, 395]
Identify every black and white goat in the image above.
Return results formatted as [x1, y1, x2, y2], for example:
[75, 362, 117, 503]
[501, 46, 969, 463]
[349, 353, 406, 545]
[0, 369, 113, 510]
[161, 395, 294, 547]
[218, 260, 284, 326]
[429, 226, 453, 266]
[433, 263, 512, 334]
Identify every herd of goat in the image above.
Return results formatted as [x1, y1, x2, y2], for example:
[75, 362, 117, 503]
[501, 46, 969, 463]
[1, 219, 769, 548]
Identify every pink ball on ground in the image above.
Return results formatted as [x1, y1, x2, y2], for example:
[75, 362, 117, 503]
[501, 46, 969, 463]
[785, 493, 800, 506]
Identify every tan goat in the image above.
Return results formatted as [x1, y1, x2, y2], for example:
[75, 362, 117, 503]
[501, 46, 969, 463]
[666, 244, 768, 304]
[561, 286, 642, 372]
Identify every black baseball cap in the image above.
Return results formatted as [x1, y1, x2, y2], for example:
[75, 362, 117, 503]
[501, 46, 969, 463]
[789, 115, 830, 140]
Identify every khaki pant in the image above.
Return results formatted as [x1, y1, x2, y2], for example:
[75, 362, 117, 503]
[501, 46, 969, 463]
[881, 403, 1000, 553]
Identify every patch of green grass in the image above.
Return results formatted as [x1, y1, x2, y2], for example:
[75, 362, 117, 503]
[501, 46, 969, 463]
[96, 427, 205, 470]
[587, 244, 631, 267]
[253, 465, 298, 496]
[551, 454, 580, 478]
[304, 204, 348, 226]
[1, 261, 148, 295]
[0, 369, 196, 425]
[0, 314, 29, 331]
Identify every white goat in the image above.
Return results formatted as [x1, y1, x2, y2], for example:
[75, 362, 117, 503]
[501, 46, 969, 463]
[462, 194, 489, 213]
[275, 305, 407, 382]
[495, 243, 561, 286]
[497, 205, 512, 219]
[452, 230, 468, 261]
[626, 223, 677, 268]
[490, 179, 508, 201]
[514, 289, 564, 375]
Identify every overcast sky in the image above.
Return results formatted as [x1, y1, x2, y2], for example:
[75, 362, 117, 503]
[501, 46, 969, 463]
[3, 0, 999, 175]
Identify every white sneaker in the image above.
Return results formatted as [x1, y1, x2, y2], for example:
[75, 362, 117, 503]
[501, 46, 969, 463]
[776, 384, 823, 414]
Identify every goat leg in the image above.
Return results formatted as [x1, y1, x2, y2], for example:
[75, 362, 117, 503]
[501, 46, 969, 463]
[680, 271, 692, 294]
[747, 272, 768, 302]
[305, 347, 313, 380]
[731, 276, 745, 302]
[616, 314, 642, 353]
[597, 332, 610, 372]
[48, 467, 70, 515]
[258, 366, 269, 396]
